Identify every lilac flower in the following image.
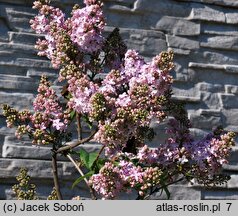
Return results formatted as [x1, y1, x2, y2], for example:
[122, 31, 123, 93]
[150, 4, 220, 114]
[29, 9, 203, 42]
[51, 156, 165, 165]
[52, 119, 66, 131]
[69, 3, 105, 53]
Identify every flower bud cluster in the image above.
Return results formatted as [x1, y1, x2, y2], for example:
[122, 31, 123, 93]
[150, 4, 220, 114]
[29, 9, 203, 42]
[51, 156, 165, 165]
[12, 168, 38, 200]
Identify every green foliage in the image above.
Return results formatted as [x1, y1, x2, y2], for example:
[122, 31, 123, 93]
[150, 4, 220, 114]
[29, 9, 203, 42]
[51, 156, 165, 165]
[79, 148, 98, 170]
[71, 148, 107, 188]
[72, 171, 95, 189]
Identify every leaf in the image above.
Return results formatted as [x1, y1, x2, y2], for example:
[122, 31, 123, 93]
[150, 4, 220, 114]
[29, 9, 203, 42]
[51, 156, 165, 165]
[79, 148, 98, 170]
[82, 115, 93, 129]
[70, 111, 76, 120]
[71, 171, 94, 189]
[88, 152, 98, 169]
[93, 158, 107, 173]
[79, 148, 89, 168]
[163, 185, 170, 200]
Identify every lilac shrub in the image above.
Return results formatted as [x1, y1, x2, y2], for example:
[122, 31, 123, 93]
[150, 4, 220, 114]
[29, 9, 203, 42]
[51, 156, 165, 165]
[2, 0, 236, 200]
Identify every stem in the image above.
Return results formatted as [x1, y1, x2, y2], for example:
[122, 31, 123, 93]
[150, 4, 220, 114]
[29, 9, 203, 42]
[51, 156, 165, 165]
[94, 145, 105, 164]
[67, 154, 97, 200]
[56, 129, 97, 153]
[76, 113, 82, 140]
[51, 150, 63, 200]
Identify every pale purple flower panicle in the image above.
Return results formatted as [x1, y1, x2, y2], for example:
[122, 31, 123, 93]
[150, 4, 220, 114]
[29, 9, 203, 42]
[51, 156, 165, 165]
[67, 76, 99, 114]
[33, 75, 68, 132]
[70, 2, 105, 53]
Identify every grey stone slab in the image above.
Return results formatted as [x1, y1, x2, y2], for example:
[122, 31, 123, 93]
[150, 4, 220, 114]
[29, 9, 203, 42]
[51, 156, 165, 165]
[189, 62, 224, 70]
[0, 18, 9, 42]
[0, 64, 27, 76]
[172, 95, 201, 103]
[222, 109, 238, 126]
[226, 12, 238, 24]
[223, 164, 238, 171]
[167, 35, 200, 50]
[173, 48, 191, 55]
[179, 0, 238, 8]
[0, 79, 38, 91]
[197, 51, 238, 65]
[0, 74, 35, 82]
[202, 23, 238, 36]
[225, 85, 238, 94]
[219, 93, 238, 109]
[0, 178, 91, 200]
[2, 140, 102, 161]
[0, 92, 34, 110]
[147, 118, 170, 147]
[197, 82, 224, 93]
[0, 42, 36, 55]
[201, 92, 223, 109]
[0, 1, 33, 6]
[0, 158, 78, 180]
[133, 0, 191, 17]
[105, 27, 167, 55]
[224, 65, 238, 74]
[189, 62, 238, 75]
[104, 10, 142, 29]
[156, 16, 200, 36]
[188, 3, 226, 22]
[26, 68, 58, 79]
[4, 6, 36, 32]
[8, 31, 39, 45]
[202, 189, 238, 200]
[172, 86, 201, 102]
[227, 175, 238, 188]
[0, 58, 51, 69]
[189, 109, 222, 130]
[228, 147, 238, 163]
[107, 4, 132, 12]
[188, 67, 238, 86]
[0, 126, 15, 138]
[201, 36, 238, 51]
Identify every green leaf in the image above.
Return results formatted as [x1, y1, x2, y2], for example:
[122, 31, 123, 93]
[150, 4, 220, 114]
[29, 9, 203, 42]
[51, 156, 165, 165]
[88, 152, 98, 169]
[163, 186, 170, 200]
[82, 115, 93, 129]
[93, 158, 107, 173]
[71, 171, 94, 189]
[70, 111, 76, 120]
[79, 148, 98, 170]
[79, 148, 89, 168]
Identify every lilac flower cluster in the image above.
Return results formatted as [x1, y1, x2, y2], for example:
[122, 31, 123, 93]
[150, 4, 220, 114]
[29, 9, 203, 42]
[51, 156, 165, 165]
[92, 50, 173, 156]
[3, 75, 70, 145]
[30, 0, 105, 68]
[69, 1, 105, 53]
[90, 129, 235, 199]
[89, 159, 162, 199]
[67, 75, 99, 114]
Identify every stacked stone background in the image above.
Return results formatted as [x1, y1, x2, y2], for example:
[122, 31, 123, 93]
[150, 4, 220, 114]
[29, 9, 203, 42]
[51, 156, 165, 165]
[0, 0, 238, 199]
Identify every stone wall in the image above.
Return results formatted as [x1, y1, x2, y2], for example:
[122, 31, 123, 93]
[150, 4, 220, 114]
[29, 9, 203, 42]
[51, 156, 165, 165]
[0, 0, 238, 199]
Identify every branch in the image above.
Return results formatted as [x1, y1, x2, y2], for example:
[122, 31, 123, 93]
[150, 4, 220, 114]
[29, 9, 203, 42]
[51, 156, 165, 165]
[51, 151, 63, 200]
[67, 154, 97, 200]
[56, 129, 97, 153]
[94, 145, 105, 165]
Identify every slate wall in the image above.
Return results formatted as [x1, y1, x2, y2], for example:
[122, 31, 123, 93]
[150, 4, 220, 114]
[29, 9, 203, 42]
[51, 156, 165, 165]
[0, 0, 238, 199]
